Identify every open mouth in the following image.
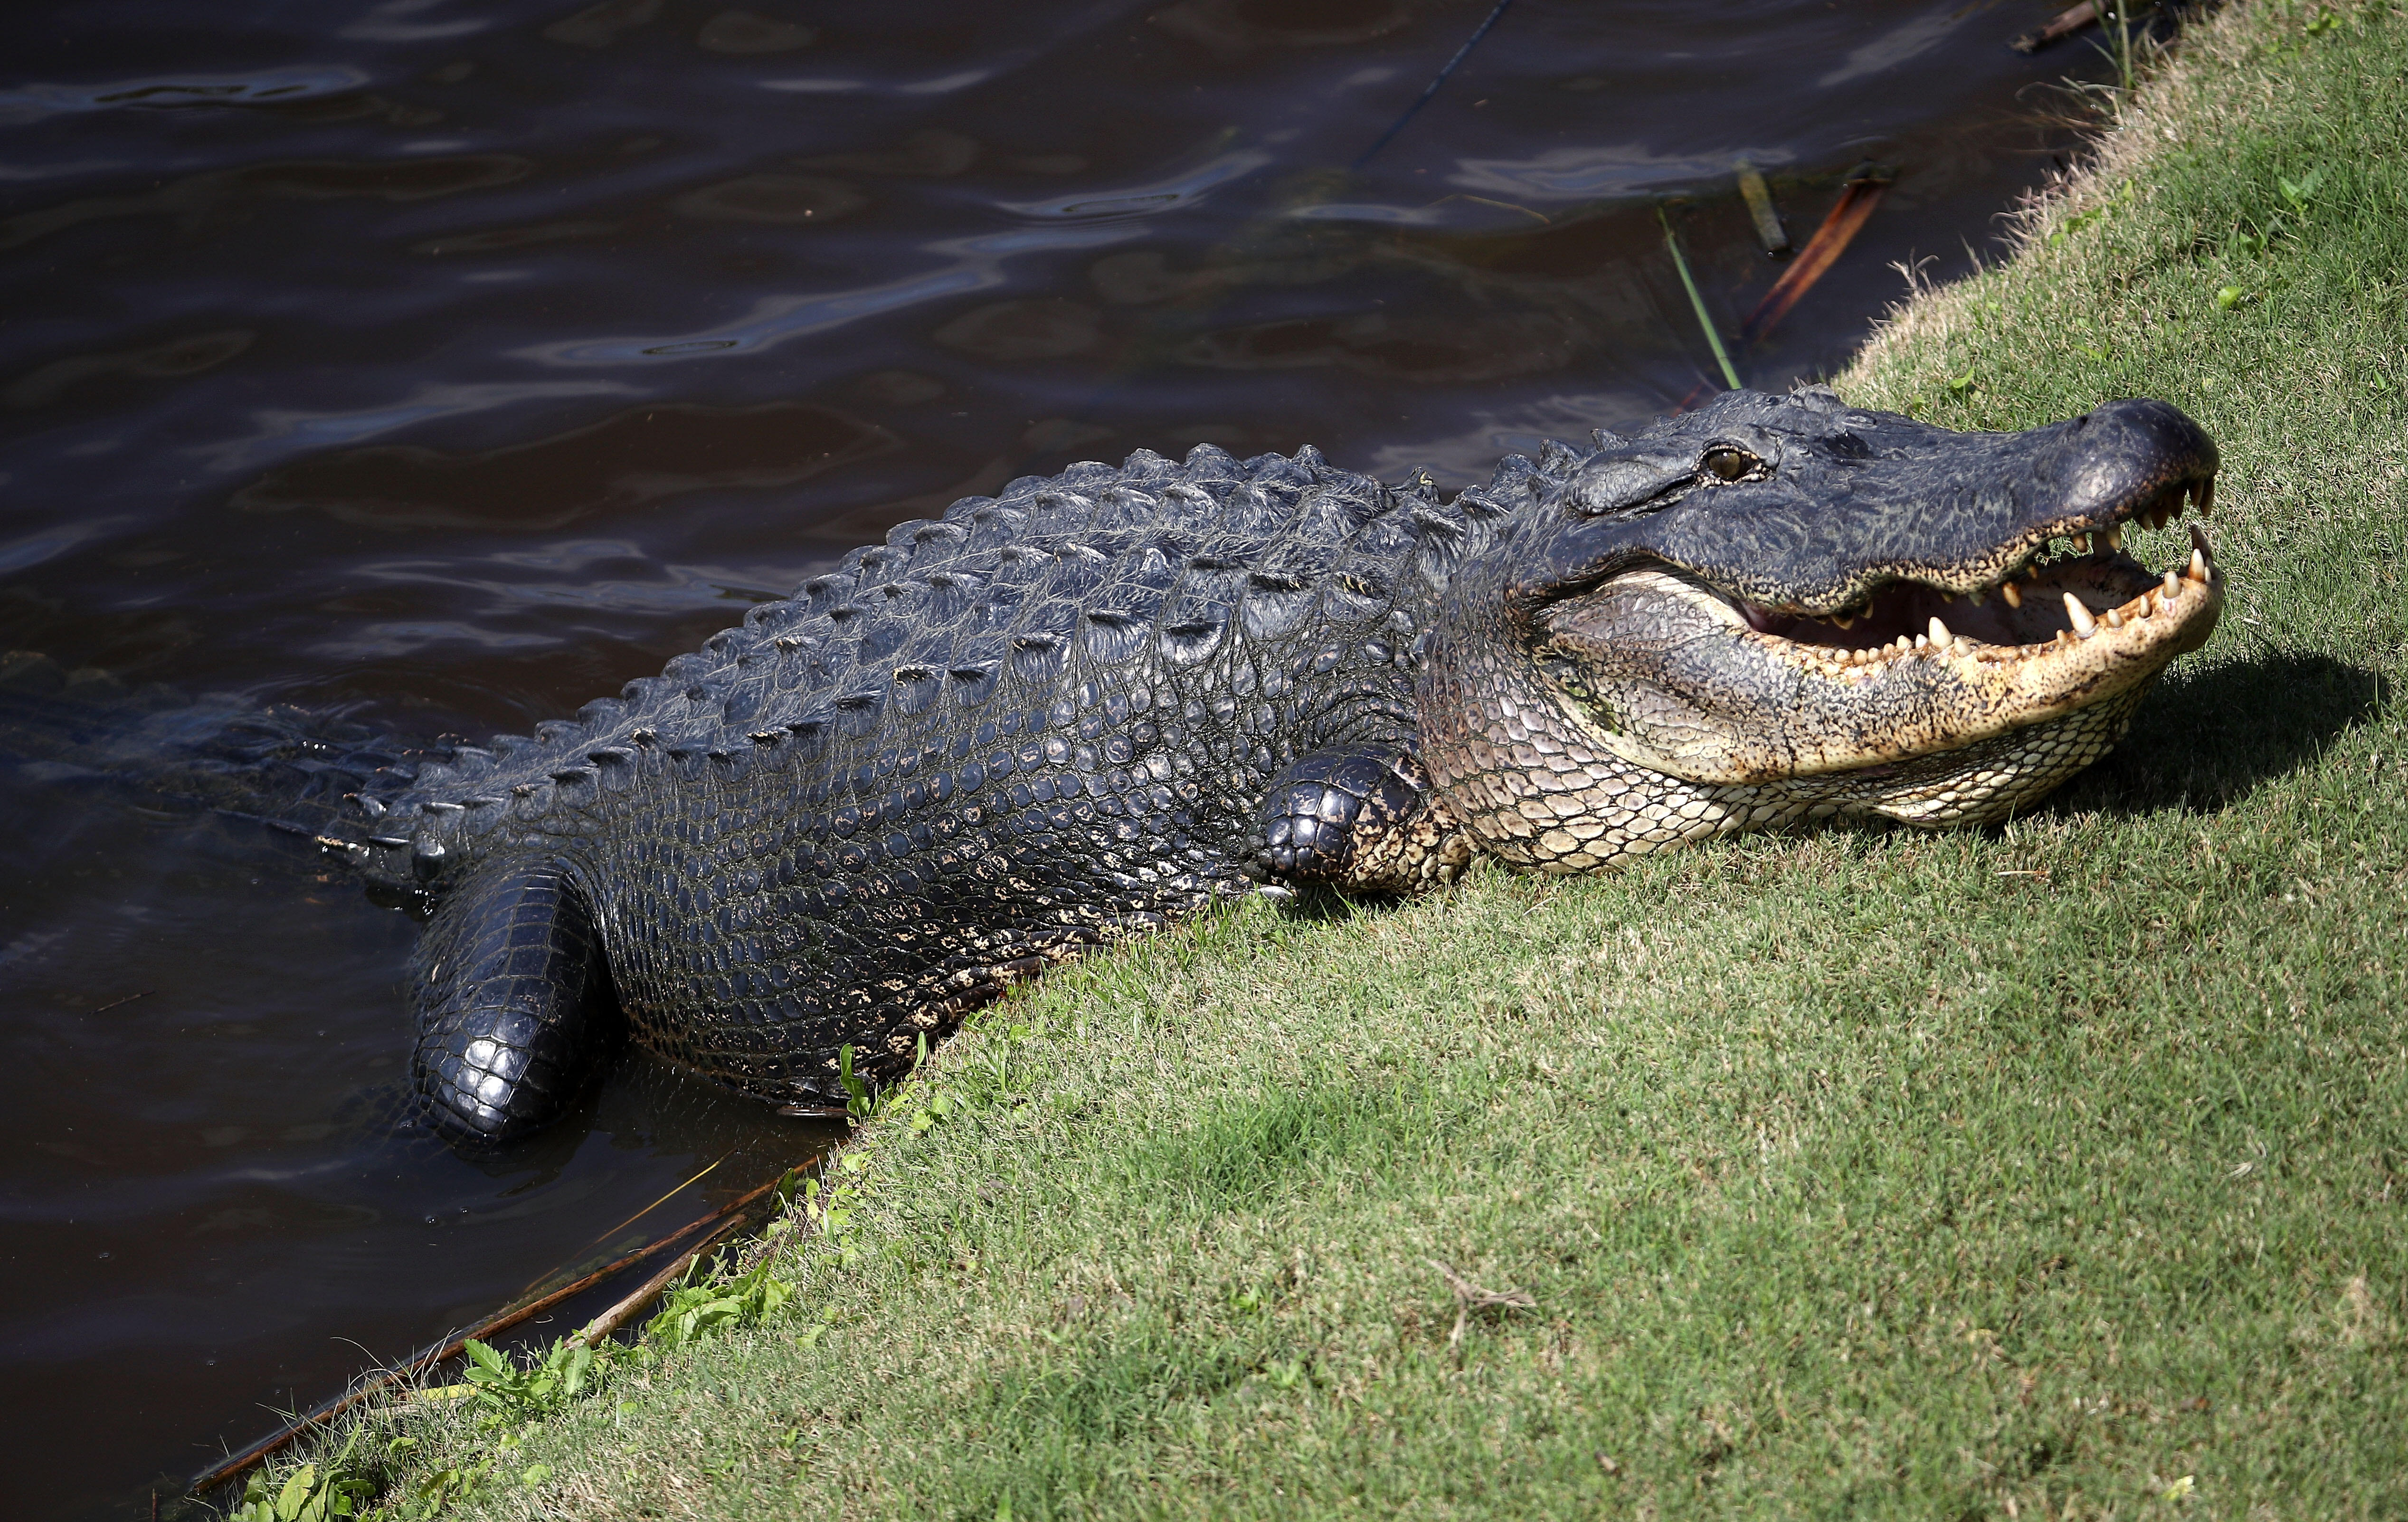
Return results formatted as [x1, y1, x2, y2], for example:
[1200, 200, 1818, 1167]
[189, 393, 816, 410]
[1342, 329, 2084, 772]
[1540, 468, 2226, 787]
[1731, 475, 2218, 665]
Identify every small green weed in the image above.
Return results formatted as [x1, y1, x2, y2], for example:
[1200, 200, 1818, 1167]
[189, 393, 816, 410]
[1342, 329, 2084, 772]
[836, 1042, 872, 1120]
[450, 1337, 594, 1427]
[227, 1428, 436, 1522]
[646, 1254, 796, 1355]
[227, 1429, 376, 1522]
[2276, 163, 2327, 220]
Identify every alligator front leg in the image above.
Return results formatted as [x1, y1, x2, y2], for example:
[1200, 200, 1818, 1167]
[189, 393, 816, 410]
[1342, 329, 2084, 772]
[1248, 743, 1473, 895]
[410, 856, 616, 1142]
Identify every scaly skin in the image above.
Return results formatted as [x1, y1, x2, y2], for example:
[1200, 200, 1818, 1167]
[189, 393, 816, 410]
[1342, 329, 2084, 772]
[327, 386, 2221, 1140]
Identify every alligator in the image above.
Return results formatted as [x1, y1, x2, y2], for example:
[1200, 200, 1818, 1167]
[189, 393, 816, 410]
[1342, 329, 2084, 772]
[298, 384, 2221, 1142]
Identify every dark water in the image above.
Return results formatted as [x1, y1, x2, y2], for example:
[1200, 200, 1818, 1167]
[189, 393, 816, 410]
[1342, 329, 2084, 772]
[0, 0, 2109, 1513]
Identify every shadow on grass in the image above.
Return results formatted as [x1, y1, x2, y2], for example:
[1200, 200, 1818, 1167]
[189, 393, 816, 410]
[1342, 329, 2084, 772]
[2055, 649, 2390, 818]
[1274, 884, 1368, 923]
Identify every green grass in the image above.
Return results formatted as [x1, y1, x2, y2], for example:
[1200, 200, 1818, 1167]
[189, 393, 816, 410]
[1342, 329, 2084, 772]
[332, 3, 2408, 1517]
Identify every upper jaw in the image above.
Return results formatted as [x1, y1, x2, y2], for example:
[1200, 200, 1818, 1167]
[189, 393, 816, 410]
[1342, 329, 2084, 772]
[1699, 516, 2222, 675]
[1728, 471, 2220, 657]
[1518, 396, 2223, 621]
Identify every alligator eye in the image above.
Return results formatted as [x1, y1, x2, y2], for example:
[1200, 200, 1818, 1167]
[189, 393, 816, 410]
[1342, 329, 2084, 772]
[1700, 446, 1763, 482]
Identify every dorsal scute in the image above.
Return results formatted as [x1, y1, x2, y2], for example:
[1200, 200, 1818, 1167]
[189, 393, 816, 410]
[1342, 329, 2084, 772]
[740, 598, 804, 633]
[1120, 447, 1181, 484]
[888, 517, 969, 575]
[1180, 441, 1242, 478]
[1535, 437, 1587, 479]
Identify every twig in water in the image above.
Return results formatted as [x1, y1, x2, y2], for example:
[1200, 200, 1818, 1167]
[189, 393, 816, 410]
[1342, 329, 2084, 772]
[189, 1229, 698, 1494]
[2011, 1, 2099, 54]
[92, 989, 154, 1014]
[1740, 165, 1893, 346]
[1353, 0, 1517, 169]
[1658, 206, 1743, 393]
[188, 1166, 798, 1496]
[577, 1208, 764, 1347]
[1735, 162, 1790, 257]
[1427, 1257, 1536, 1358]
[569, 1148, 730, 1262]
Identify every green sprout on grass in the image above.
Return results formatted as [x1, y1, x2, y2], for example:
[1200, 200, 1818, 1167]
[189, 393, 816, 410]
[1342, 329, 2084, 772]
[2277, 165, 2326, 221]
[837, 1042, 872, 1120]
[453, 1336, 594, 1426]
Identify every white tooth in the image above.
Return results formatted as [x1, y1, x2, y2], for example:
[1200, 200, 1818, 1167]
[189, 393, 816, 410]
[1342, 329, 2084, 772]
[1953, 636, 1976, 654]
[1914, 634, 1929, 649]
[2063, 593, 2097, 637]
[2105, 606, 2125, 629]
[2001, 580, 2022, 609]
[1928, 616, 1952, 647]
[2189, 548, 2208, 581]
[2164, 569, 2182, 599]
[1896, 635, 1912, 650]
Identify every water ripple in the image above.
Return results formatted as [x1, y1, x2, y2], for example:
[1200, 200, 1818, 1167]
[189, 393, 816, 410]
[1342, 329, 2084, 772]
[0, 66, 371, 124]
[516, 225, 1141, 367]
[192, 381, 641, 474]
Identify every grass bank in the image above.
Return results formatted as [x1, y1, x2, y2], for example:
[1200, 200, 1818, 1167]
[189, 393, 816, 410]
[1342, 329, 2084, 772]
[342, 3, 2406, 1516]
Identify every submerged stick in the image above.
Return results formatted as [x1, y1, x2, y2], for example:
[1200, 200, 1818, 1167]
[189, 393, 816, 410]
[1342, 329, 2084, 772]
[1353, 0, 1517, 169]
[1659, 206, 1743, 393]
[572, 1148, 730, 1260]
[188, 1167, 799, 1496]
[188, 1229, 701, 1494]
[1735, 162, 1791, 257]
[1739, 167, 1893, 346]
[576, 1210, 759, 1347]
[2011, 1, 2098, 54]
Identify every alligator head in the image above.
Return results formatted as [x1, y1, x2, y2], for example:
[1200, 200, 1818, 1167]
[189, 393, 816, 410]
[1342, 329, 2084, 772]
[1418, 386, 2223, 869]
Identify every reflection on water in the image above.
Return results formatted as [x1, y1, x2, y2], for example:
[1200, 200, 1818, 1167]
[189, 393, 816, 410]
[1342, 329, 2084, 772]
[0, 0, 2105, 1513]
[234, 401, 901, 529]
[523, 222, 1148, 367]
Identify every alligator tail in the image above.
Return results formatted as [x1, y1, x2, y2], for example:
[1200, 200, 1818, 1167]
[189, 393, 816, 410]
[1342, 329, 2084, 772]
[0, 649, 436, 872]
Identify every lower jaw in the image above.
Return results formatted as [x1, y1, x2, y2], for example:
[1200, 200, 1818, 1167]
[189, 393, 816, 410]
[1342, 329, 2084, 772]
[1738, 684, 2155, 826]
[1481, 684, 2158, 876]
